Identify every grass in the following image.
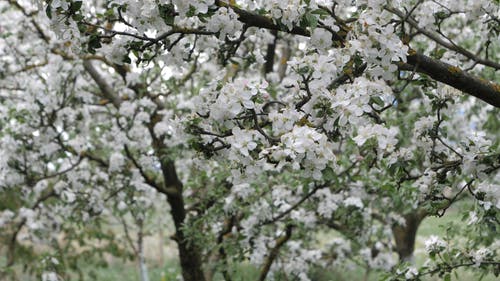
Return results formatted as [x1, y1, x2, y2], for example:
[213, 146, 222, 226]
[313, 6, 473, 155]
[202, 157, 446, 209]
[80, 261, 172, 281]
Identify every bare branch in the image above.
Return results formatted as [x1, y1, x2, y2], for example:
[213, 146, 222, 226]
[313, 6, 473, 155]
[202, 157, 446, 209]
[82, 60, 122, 108]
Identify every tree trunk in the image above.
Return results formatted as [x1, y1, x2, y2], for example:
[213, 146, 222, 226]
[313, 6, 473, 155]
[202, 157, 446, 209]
[149, 113, 206, 281]
[161, 160, 206, 281]
[166, 193, 206, 281]
[392, 210, 427, 262]
[137, 219, 150, 281]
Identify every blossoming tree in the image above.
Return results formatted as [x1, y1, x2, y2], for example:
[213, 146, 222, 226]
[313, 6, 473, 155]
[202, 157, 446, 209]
[1, 0, 499, 280]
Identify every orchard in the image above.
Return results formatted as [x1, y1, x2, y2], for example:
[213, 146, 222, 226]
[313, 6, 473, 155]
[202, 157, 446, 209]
[0, 1, 499, 280]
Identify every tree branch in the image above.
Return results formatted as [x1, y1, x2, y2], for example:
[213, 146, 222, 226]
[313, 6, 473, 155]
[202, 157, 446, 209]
[212, 2, 500, 108]
[214, 0, 309, 37]
[83, 60, 122, 108]
[123, 145, 168, 195]
[386, 6, 500, 70]
[401, 52, 500, 107]
[6, 189, 57, 267]
[264, 30, 278, 74]
[258, 224, 293, 281]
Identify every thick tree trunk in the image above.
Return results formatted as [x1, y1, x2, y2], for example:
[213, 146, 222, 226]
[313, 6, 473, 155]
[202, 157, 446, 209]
[166, 193, 206, 281]
[146, 114, 206, 281]
[161, 160, 206, 281]
[392, 210, 427, 262]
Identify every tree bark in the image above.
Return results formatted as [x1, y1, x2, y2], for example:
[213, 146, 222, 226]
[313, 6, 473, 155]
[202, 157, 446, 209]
[159, 159, 206, 281]
[392, 210, 427, 262]
[403, 52, 500, 108]
[264, 30, 278, 75]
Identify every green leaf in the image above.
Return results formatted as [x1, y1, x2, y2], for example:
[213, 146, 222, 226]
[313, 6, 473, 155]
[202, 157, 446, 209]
[322, 167, 336, 181]
[297, 66, 311, 75]
[89, 37, 101, 48]
[311, 9, 330, 16]
[444, 273, 451, 281]
[104, 8, 114, 18]
[186, 5, 197, 17]
[432, 48, 446, 59]
[46, 5, 52, 19]
[370, 96, 385, 107]
[441, 252, 451, 263]
[122, 55, 131, 64]
[87, 34, 102, 54]
[72, 14, 84, 21]
[159, 4, 175, 25]
[434, 11, 448, 20]
[302, 12, 318, 29]
[127, 41, 144, 51]
[70, 1, 83, 13]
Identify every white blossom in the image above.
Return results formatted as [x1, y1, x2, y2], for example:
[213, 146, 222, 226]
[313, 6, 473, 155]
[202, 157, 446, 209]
[471, 248, 492, 267]
[42, 272, 59, 281]
[404, 267, 418, 280]
[109, 152, 125, 172]
[310, 28, 333, 51]
[424, 235, 447, 254]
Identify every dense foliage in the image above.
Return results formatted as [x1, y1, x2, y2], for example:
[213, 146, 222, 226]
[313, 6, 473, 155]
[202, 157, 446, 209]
[0, 0, 499, 280]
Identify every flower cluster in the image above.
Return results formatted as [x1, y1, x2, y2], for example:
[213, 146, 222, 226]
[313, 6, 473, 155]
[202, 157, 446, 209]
[424, 235, 447, 254]
[266, 125, 336, 179]
[206, 7, 244, 40]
